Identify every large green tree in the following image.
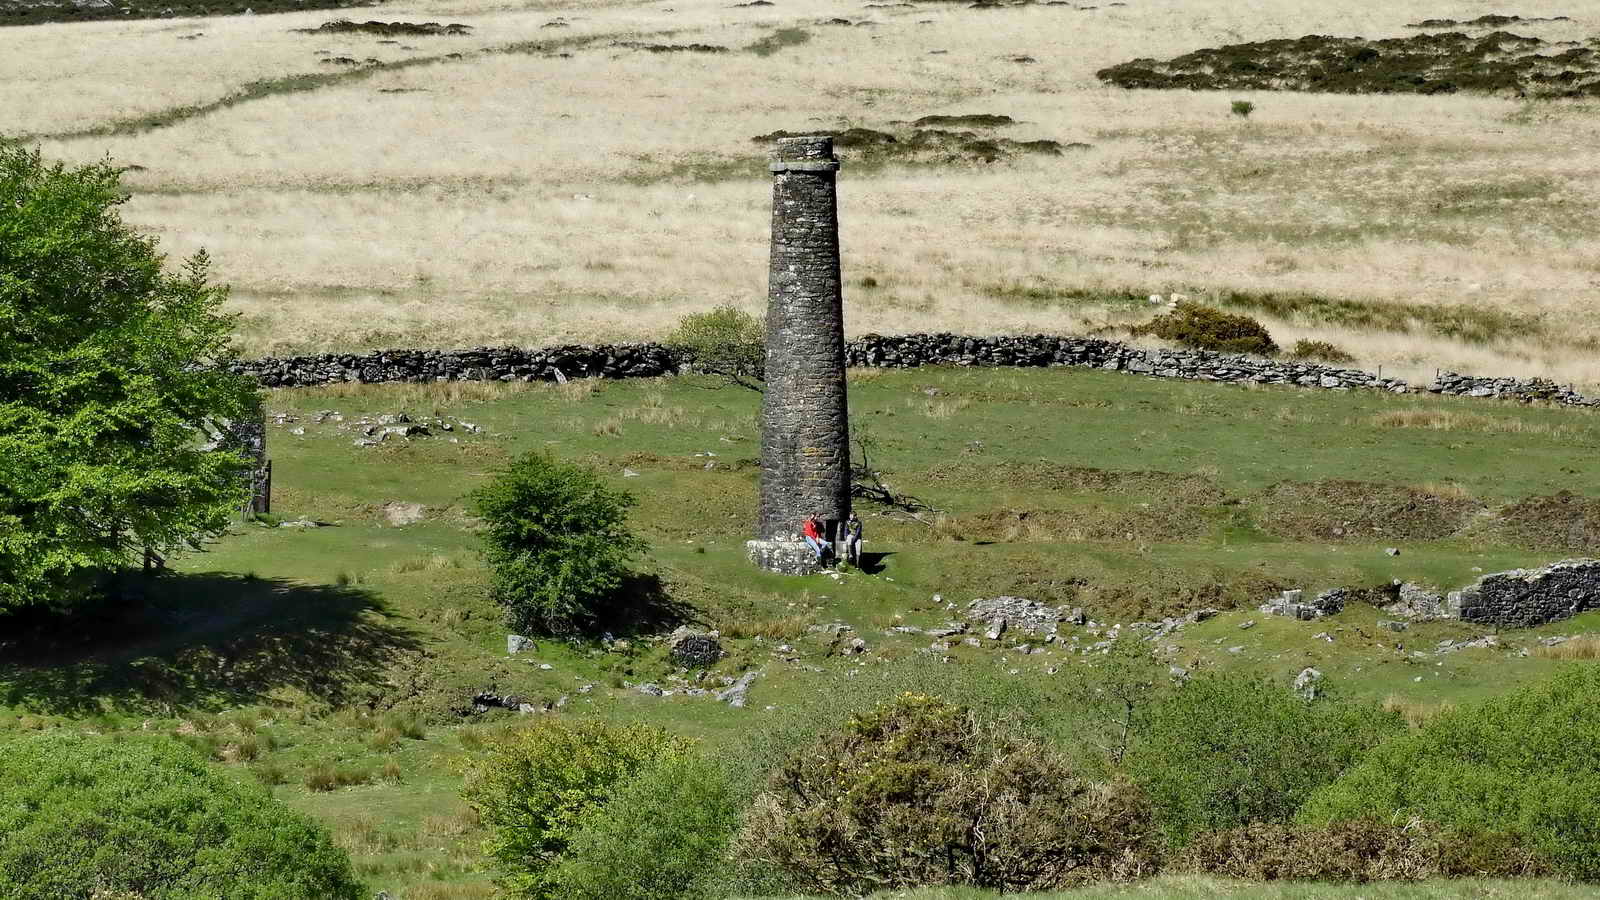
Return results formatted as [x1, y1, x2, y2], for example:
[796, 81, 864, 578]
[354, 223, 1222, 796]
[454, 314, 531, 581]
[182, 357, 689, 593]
[0, 147, 259, 612]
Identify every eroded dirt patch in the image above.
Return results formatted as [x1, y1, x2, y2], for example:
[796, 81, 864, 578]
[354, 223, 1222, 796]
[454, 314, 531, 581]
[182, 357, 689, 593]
[2, 0, 380, 26]
[1257, 480, 1483, 541]
[1097, 30, 1600, 98]
[1495, 491, 1600, 552]
[614, 41, 729, 53]
[294, 19, 471, 36]
[1408, 14, 1571, 28]
[753, 119, 1086, 165]
[925, 461, 1225, 499]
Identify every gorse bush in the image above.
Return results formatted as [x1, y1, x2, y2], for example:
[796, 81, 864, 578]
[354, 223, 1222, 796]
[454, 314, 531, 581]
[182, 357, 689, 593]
[1126, 673, 1403, 846]
[461, 718, 692, 899]
[553, 752, 741, 900]
[1130, 301, 1278, 355]
[666, 304, 765, 391]
[471, 450, 647, 634]
[734, 692, 1158, 894]
[1299, 665, 1600, 880]
[1288, 339, 1356, 364]
[1176, 819, 1548, 882]
[0, 732, 362, 899]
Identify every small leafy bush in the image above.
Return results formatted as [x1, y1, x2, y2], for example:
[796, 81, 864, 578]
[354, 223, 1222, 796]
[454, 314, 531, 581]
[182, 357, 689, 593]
[1300, 665, 1600, 880]
[1288, 339, 1356, 364]
[734, 692, 1158, 894]
[666, 304, 765, 391]
[472, 450, 647, 634]
[1176, 819, 1548, 882]
[554, 752, 741, 900]
[0, 732, 362, 899]
[1130, 301, 1279, 355]
[461, 718, 692, 899]
[1126, 673, 1402, 846]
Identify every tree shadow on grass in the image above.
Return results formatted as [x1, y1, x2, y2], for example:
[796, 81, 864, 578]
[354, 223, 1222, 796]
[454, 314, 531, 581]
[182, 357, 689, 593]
[591, 573, 701, 639]
[0, 572, 422, 716]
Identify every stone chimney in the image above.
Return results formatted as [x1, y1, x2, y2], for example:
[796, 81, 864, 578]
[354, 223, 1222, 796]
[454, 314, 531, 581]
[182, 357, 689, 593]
[748, 135, 851, 574]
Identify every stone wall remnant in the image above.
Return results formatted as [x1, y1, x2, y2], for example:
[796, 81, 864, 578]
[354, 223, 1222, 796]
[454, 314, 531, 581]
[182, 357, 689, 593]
[224, 416, 271, 518]
[749, 136, 852, 574]
[1452, 559, 1600, 628]
[228, 335, 1600, 409]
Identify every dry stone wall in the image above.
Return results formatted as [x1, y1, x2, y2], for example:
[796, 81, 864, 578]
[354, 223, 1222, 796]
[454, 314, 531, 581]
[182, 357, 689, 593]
[1452, 559, 1600, 629]
[229, 333, 1600, 407]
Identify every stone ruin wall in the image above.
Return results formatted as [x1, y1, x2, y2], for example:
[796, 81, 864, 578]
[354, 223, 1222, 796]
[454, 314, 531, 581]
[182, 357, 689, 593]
[228, 334, 1600, 408]
[1452, 560, 1600, 629]
[1257, 560, 1600, 631]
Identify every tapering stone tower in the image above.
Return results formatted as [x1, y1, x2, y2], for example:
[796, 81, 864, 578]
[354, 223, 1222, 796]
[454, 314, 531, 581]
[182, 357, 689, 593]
[747, 135, 851, 574]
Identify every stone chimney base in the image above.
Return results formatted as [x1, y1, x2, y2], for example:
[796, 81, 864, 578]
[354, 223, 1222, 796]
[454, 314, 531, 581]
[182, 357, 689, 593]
[746, 540, 829, 576]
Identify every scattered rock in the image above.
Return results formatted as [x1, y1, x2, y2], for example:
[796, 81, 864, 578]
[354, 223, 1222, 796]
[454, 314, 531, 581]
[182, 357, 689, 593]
[966, 596, 1069, 636]
[506, 634, 535, 655]
[1293, 667, 1323, 699]
[668, 627, 724, 667]
[715, 671, 758, 707]
[382, 501, 426, 527]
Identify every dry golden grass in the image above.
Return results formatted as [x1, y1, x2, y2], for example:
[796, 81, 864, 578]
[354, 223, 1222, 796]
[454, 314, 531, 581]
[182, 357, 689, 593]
[1382, 693, 1456, 729]
[1532, 635, 1600, 660]
[5, 0, 1600, 386]
[719, 612, 808, 641]
[1369, 409, 1569, 436]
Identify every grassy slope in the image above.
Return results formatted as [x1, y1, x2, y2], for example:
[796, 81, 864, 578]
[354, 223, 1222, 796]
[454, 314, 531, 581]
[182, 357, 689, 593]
[4, 367, 1600, 897]
[765, 876, 1591, 899]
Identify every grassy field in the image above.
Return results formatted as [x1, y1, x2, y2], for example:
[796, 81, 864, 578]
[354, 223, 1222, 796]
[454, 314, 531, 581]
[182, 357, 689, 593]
[4, 367, 1600, 896]
[4, 0, 1600, 388]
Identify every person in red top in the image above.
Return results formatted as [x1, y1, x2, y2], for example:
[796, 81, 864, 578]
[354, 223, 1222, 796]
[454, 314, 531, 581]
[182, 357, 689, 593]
[801, 513, 829, 564]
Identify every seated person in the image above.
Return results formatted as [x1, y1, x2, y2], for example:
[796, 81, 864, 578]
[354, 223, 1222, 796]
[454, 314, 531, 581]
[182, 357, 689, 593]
[843, 510, 863, 566]
[801, 513, 831, 563]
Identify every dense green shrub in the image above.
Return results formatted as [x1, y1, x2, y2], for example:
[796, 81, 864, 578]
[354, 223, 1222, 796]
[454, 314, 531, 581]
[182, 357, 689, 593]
[1300, 665, 1600, 880]
[461, 718, 692, 899]
[1288, 339, 1356, 364]
[471, 450, 647, 634]
[0, 732, 362, 899]
[666, 304, 765, 391]
[735, 692, 1158, 894]
[0, 147, 260, 614]
[1127, 673, 1402, 846]
[1175, 819, 1548, 882]
[1130, 301, 1279, 355]
[554, 752, 741, 900]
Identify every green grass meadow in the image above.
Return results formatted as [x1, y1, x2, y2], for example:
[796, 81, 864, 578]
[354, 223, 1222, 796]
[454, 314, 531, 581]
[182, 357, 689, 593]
[5, 366, 1600, 896]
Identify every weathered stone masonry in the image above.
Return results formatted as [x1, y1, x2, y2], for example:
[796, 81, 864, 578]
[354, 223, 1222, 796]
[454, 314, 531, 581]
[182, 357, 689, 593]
[1452, 560, 1600, 629]
[755, 136, 851, 546]
[229, 336, 1600, 409]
